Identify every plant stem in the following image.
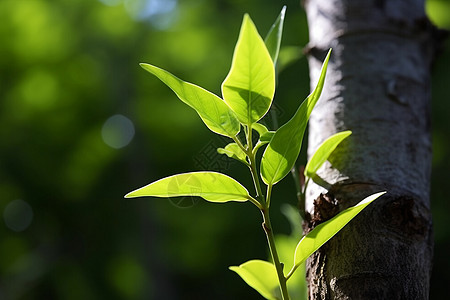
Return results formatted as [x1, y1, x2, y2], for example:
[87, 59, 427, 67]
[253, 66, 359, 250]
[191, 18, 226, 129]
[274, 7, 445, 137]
[247, 195, 263, 210]
[248, 151, 264, 201]
[261, 205, 290, 300]
[244, 125, 290, 299]
[243, 125, 265, 202]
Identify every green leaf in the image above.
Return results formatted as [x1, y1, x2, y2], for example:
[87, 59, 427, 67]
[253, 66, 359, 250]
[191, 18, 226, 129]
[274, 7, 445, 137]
[222, 14, 275, 125]
[289, 192, 385, 275]
[252, 122, 269, 136]
[217, 143, 248, 164]
[260, 131, 275, 144]
[264, 5, 286, 64]
[140, 63, 240, 138]
[304, 131, 352, 178]
[260, 49, 332, 185]
[251, 124, 273, 153]
[125, 172, 250, 203]
[229, 260, 279, 300]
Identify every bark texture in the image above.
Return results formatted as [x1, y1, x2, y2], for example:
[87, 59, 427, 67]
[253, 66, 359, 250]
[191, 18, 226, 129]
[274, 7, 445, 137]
[303, 0, 439, 299]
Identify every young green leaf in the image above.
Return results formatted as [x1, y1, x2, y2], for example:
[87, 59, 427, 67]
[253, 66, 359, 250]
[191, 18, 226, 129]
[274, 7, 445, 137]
[140, 63, 240, 138]
[260, 131, 275, 144]
[287, 192, 386, 278]
[222, 14, 275, 125]
[251, 124, 273, 154]
[125, 172, 251, 203]
[260, 49, 332, 185]
[264, 5, 287, 64]
[304, 131, 352, 178]
[252, 122, 269, 136]
[217, 143, 248, 165]
[229, 260, 280, 300]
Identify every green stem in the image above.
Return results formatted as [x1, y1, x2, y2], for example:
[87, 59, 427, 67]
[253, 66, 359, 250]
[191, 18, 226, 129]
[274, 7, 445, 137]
[247, 195, 263, 210]
[266, 182, 273, 209]
[248, 151, 264, 201]
[244, 125, 265, 202]
[232, 134, 246, 153]
[261, 204, 290, 300]
[242, 125, 290, 299]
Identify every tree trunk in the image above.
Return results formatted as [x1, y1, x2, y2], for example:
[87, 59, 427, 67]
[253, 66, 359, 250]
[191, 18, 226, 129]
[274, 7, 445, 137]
[303, 0, 439, 298]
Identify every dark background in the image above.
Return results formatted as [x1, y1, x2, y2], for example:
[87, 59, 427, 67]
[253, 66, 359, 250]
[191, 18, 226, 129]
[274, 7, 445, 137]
[1, 0, 449, 299]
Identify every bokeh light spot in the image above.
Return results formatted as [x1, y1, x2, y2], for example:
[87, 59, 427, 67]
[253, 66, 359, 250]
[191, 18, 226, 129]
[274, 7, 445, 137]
[3, 199, 33, 232]
[125, 0, 177, 29]
[124, 0, 176, 18]
[101, 114, 135, 149]
[98, 0, 122, 6]
[97, 0, 178, 29]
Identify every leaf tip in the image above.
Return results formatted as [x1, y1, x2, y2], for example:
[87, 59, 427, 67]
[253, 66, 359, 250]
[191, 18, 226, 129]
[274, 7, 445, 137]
[325, 48, 332, 62]
[242, 13, 256, 28]
[281, 5, 287, 17]
[124, 191, 135, 199]
[373, 191, 387, 198]
[341, 130, 352, 138]
[229, 266, 238, 272]
[358, 191, 387, 206]
[139, 63, 153, 72]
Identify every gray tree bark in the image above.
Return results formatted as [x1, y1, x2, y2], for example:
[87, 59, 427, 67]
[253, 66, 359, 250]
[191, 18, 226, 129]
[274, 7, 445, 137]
[303, 0, 441, 299]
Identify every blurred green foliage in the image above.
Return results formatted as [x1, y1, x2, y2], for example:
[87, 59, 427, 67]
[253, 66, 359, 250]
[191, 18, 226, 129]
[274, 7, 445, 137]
[0, 0, 449, 299]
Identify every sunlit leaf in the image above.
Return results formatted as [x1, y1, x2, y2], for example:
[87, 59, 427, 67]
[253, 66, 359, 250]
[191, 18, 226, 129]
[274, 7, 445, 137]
[253, 122, 269, 136]
[260, 49, 331, 185]
[229, 260, 279, 300]
[125, 172, 250, 203]
[217, 143, 247, 164]
[251, 124, 273, 153]
[140, 63, 240, 138]
[260, 131, 275, 144]
[222, 14, 275, 125]
[304, 131, 352, 178]
[289, 192, 385, 276]
[264, 5, 286, 64]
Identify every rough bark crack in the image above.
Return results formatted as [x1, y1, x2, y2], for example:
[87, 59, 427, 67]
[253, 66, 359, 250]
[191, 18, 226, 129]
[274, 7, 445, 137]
[303, 192, 339, 234]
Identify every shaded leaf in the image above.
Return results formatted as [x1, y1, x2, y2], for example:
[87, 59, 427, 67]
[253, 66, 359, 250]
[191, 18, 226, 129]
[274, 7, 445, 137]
[264, 6, 287, 64]
[125, 172, 250, 203]
[222, 14, 275, 125]
[289, 192, 385, 276]
[304, 131, 352, 178]
[229, 260, 279, 300]
[260, 49, 332, 185]
[140, 63, 240, 138]
[217, 143, 247, 164]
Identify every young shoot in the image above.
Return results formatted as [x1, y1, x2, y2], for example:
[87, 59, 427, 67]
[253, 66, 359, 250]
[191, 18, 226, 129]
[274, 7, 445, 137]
[126, 7, 385, 299]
